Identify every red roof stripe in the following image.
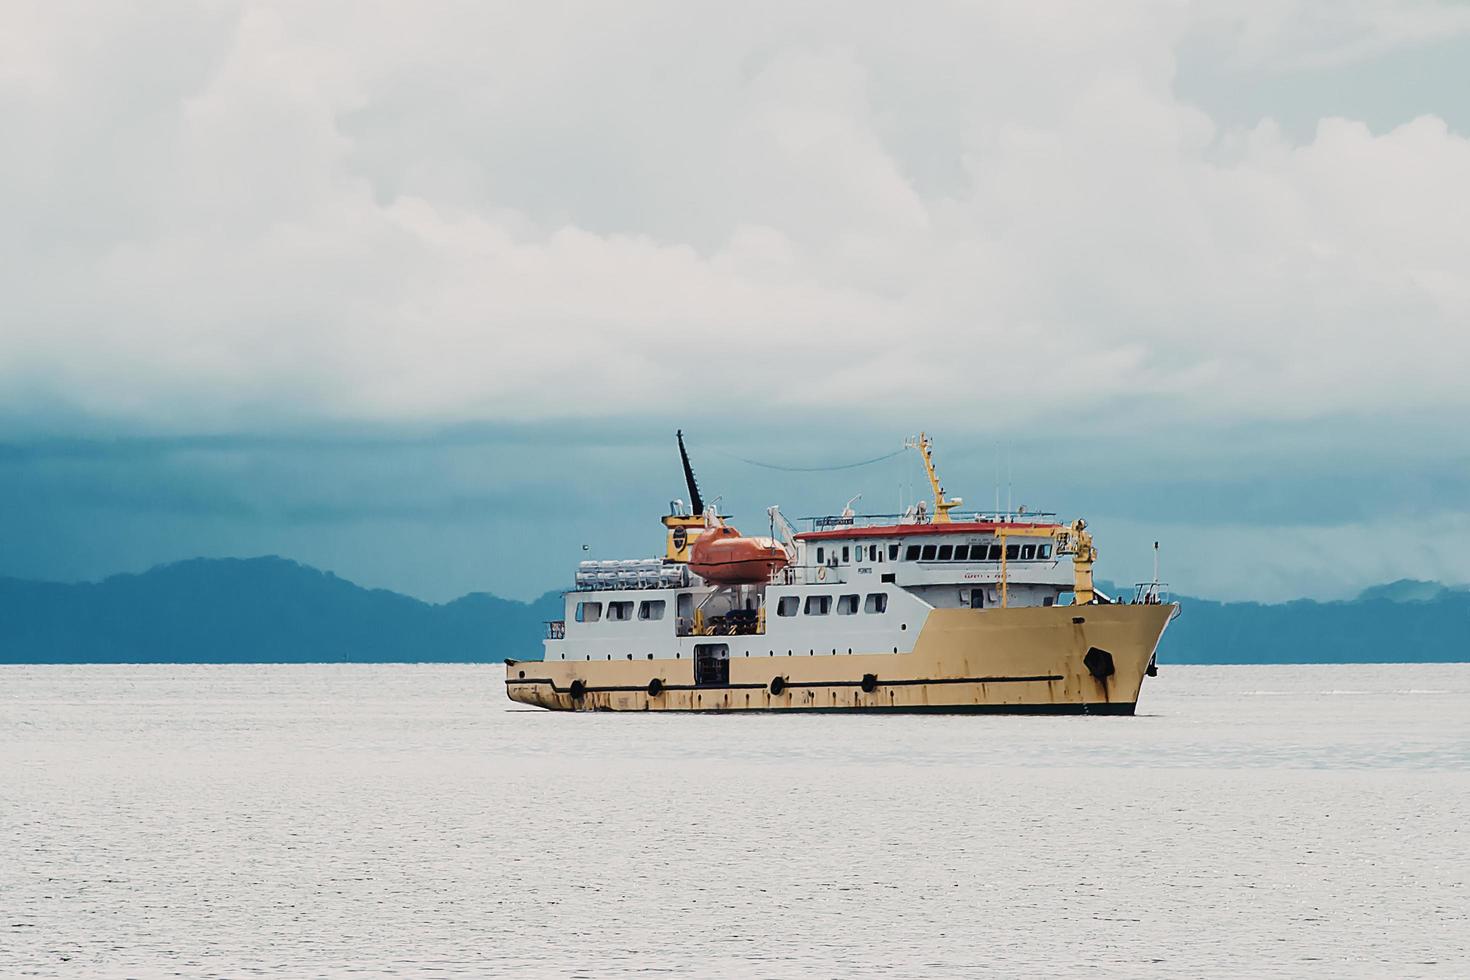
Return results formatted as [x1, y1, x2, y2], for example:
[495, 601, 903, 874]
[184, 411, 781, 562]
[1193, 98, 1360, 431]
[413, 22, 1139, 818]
[794, 521, 1061, 541]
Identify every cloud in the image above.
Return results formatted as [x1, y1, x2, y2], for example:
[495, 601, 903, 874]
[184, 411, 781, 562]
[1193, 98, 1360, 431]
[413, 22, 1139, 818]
[2, 0, 1467, 437]
[2, 2, 1469, 603]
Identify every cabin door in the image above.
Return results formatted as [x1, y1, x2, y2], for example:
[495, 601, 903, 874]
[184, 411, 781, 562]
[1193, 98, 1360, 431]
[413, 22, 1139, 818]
[969, 588, 985, 609]
[694, 643, 730, 686]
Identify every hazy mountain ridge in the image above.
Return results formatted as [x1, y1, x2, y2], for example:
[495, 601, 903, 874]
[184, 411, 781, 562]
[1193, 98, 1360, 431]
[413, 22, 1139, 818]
[0, 556, 562, 664]
[1155, 582, 1470, 664]
[1, 561, 1465, 665]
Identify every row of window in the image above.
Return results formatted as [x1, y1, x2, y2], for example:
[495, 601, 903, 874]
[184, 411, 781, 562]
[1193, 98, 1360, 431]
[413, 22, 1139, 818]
[815, 544, 895, 565]
[902, 542, 1051, 562]
[777, 592, 887, 617]
[574, 593, 890, 623]
[812, 541, 1054, 565]
[575, 599, 665, 623]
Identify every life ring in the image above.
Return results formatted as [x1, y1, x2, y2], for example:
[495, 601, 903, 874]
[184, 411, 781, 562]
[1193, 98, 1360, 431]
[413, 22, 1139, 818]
[769, 676, 786, 696]
[568, 679, 586, 700]
[861, 673, 878, 694]
[647, 678, 664, 697]
[817, 567, 827, 582]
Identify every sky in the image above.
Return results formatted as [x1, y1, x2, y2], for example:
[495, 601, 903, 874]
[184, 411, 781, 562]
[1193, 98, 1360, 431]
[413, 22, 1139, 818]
[2, 0, 1469, 604]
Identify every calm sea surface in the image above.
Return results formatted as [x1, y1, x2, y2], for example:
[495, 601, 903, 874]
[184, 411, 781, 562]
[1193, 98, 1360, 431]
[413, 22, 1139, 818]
[2, 663, 1467, 978]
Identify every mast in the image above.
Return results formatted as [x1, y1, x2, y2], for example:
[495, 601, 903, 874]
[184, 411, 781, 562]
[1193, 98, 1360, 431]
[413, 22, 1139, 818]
[905, 432, 962, 523]
[662, 430, 708, 563]
[677, 429, 704, 516]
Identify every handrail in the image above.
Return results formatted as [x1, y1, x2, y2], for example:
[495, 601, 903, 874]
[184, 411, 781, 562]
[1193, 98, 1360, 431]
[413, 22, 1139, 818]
[800, 511, 1059, 531]
[1132, 582, 1171, 605]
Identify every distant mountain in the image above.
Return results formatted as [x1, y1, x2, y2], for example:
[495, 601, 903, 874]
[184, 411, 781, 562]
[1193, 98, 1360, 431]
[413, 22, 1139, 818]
[1354, 579, 1465, 604]
[1156, 583, 1470, 665]
[0, 557, 561, 664]
[0, 558, 1466, 664]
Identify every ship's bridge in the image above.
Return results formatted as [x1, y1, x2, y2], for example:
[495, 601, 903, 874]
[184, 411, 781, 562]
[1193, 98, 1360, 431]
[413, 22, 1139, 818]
[791, 512, 1075, 609]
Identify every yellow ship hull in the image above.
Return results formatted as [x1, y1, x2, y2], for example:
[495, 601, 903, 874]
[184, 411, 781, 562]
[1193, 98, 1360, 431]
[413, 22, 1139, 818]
[505, 603, 1176, 714]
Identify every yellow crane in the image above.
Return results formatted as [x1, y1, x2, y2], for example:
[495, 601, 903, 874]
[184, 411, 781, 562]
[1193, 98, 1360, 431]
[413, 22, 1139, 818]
[997, 519, 1096, 607]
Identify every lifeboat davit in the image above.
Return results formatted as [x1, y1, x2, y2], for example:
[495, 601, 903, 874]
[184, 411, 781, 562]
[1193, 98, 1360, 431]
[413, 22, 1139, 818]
[688, 525, 790, 584]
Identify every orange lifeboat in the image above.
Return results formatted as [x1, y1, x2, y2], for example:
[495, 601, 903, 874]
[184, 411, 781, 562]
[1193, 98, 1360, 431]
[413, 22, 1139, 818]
[688, 525, 790, 584]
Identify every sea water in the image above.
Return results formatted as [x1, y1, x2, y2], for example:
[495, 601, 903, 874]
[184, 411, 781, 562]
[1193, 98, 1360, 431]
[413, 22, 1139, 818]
[1, 663, 1466, 978]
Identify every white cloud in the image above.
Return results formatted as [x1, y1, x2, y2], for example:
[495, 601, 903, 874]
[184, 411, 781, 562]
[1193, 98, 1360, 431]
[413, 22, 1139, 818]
[1, 0, 1468, 436]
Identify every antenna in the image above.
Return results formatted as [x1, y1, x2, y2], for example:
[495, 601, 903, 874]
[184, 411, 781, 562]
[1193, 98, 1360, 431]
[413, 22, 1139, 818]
[1153, 540, 1160, 585]
[676, 429, 704, 516]
[1006, 443, 1012, 521]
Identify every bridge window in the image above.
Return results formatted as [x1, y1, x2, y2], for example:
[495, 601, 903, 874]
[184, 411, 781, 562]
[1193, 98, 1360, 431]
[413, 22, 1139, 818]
[842, 546, 850, 563]
[677, 593, 693, 619]
[1021, 544, 1036, 560]
[804, 595, 832, 616]
[607, 601, 634, 621]
[920, 544, 937, 561]
[936, 544, 953, 561]
[777, 596, 799, 617]
[988, 545, 1002, 560]
[575, 601, 602, 623]
[638, 600, 665, 621]
[864, 593, 887, 614]
[855, 545, 864, 563]
[952, 545, 969, 560]
[904, 545, 920, 561]
[836, 594, 859, 615]
[1039, 544, 1053, 559]
[889, 544, 900, 561]
[1006, 544, 1019, 560]
[816, 546, 825, 564]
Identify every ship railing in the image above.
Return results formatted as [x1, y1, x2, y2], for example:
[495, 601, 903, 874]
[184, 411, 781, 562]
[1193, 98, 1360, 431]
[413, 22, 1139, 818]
[1132, 582, 1171, 605]
[545, 620, 566, 640]
[769, 565, 798, 585]
[800, 511, 1059, 531]
[675, 613, 766, 638]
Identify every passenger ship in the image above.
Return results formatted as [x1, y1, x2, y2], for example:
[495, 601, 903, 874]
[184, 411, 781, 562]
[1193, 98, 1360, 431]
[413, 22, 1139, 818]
[505, 433, 1177, 714]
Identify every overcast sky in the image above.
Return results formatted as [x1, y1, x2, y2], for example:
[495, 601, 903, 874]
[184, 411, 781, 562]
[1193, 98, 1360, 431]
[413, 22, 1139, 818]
[2, 1, 1468, 602]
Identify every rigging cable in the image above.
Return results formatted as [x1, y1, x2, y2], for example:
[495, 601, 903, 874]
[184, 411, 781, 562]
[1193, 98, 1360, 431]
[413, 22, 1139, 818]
[707, 446, 907, 472]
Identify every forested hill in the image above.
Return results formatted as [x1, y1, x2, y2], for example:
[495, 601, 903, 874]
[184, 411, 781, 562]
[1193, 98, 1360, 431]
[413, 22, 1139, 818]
[1155, 580, 1469, 664]
[0, 559, 1465, 664]
[0, 557, 560, 664]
